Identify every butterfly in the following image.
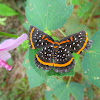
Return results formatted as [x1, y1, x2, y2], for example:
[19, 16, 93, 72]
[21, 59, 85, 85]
[28, 26, 93, 73]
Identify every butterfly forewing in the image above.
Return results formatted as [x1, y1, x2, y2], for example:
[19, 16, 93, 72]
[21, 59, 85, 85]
[28, 26, 54, 49]
[60, 30, 88, 54]
[53, 46, 75, 73]
[34, 46, 54, 70]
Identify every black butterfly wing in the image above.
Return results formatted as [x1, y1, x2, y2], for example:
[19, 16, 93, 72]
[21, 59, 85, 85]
[35, 46, 53, 70]
[53, 46, 75, 73]
[60, 30, 89, 54]
[28, 26, 54, 49]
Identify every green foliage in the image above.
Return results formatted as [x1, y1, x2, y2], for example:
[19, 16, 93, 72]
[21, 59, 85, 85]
[72, 53, 82, 73]
[76, 2, 92, 18]
[72, 0, 80, 5]
[21, 40, 29, 51]
[25, 0, 73, 30]
[84, 80, 94, 100]
[64, 14, 91, 36]
[96, 18, 100, 30]
[0, 17, 7, 26]
[0, 32, 19, 38]
[29, 48, 48, 80]
[47, 69, 75, 76]
[45, 77, 84, 100]
[22, 0, 100, 99]
[72, 0, 97, 23]
[52, 36, 59, 41]
[87, 88, 94, 100]
[82, 31, 100, 88]
[0, 3, 18, 16]
[23, 50, 47, 88]
[23, 22, 30, 31]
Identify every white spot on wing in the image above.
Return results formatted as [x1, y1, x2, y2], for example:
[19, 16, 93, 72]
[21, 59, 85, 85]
[79, 35, 81, 37]
[59, 46, 62, 48]
[44, 47, 46, 50]
[73, 43, 75, 45]
[75, 38, 77, 40]
[35, 40, 37, 42]
[77, 44, 79, 46]
[74, 47, 76, 50]
[65, 49, 67, 51]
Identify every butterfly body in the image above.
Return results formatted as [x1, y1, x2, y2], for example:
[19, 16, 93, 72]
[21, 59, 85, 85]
[28, 26, 92, 73]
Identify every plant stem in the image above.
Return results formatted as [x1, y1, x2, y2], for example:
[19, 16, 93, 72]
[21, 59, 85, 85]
[87, 0, 99, 26]
[0, 32, 19, 38]
[67, 76, 72, 86]
[58, 28, 66, 37]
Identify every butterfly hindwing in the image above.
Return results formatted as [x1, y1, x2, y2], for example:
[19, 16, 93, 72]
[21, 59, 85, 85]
[53, 46, 75, 73]
[28, 26, 54, 49]
[60, 30, 88, 54]
[34, 46, 54, 70]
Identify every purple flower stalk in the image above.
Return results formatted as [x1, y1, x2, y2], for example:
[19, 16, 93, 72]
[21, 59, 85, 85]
[0, 34, 28, 71]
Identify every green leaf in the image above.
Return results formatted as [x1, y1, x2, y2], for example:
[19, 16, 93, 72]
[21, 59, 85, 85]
[43, 30, 52, 36]
[87, 88, 94, 100]
[21, 40, 29, 51]
[96, 18, 100, 30]
[72, 0, 80, 5]
[84, 80, 94, 100]
[25, 0, 73, 30]
[0, 3, 18, 16]
[45, 91, 54, 100]
[82, 31, 100, 88]
[23, 50, 46, 88]
[29, 48, 48, 82]
[52, 36, 59, 41]
[45, 77, 84, 100]
[0, 31, 19, 38]
[64, 14, 91, 37]
[76, 2, 92, 18]
[72, 53, 80, 60]
[0, 17, 7, 26]
[45, 77, 60, 100]
[23, 22, 30, 31]
[46, 77, 62, 89]
[72, 53, 82, 73]
[47, 69, 75, 76]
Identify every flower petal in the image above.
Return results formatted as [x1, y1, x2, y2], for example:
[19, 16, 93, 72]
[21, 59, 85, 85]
[0, 51, 11, 61]
[0, 34, 28, 51]
[0, 59, 12, 71]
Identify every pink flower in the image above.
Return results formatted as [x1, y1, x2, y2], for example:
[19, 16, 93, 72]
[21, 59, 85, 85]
[0, 34, 28, 71]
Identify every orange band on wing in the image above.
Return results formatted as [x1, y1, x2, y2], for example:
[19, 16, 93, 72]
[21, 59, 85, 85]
[60, 39, 70, 44]
[44, 38, 54, 44]
[36, 54, 73, 67]
[53, 46, 58, 48]
[42, 35, 45, 39]
[30, 27, 35, 49]
[70, 36, 73, 41]
[76, 37, 88, 54]
[54, 58, 74, 67]
[36, 54, 53, 66]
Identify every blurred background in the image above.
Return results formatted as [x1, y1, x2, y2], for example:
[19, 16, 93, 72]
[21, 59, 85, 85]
[0, 0, 100, 100]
